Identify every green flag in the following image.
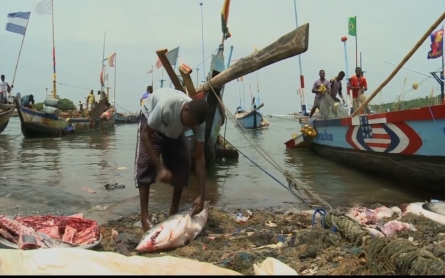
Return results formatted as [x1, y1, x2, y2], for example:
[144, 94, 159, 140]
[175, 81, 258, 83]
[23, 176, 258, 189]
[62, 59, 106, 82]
[348, 17, 356, 36]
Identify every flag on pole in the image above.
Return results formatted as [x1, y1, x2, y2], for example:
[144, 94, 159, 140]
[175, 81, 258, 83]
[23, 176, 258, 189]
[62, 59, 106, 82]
[427, 27, 443, 59]
[104, 73, 108, 81]
[147, 69, 153, 74]
[5, 12, 31, 36]
[155, 46, 179, 69]
[100, 67, 105, 87]
[107, 52, 116, 67]
[348, 17, 357, 37]
[221, 0, 231, 39]
[35, 0, 52, 15]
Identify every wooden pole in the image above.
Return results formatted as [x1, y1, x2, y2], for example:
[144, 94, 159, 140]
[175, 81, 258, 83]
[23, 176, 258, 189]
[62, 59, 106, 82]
[194, 23, 309, 95]
[113, 53, 117, 107]
[51, 0, 56, 99]
[11, 13, 31, 87]
[350, 12, 445, 117]
[156, 49, 184, 92]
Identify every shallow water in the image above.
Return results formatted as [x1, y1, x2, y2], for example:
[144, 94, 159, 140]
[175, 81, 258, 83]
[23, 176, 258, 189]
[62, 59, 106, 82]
[0, 116, 432, 224]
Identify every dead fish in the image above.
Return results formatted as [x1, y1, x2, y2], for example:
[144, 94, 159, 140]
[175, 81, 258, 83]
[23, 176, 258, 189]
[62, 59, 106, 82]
[135, 201, 209, 253]
[423, 202, 445, 217]
[399, 202, 445, 225]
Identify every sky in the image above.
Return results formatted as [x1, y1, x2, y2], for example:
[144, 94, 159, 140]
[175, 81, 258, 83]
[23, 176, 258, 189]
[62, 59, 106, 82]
[0, 0, 444, 115]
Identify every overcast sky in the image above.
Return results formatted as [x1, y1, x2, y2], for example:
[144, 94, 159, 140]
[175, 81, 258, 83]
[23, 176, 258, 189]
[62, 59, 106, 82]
[0, 0, 444, 114]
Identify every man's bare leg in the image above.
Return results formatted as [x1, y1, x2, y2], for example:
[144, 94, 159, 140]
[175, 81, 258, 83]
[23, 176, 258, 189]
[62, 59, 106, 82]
[138, 183, 153, 232]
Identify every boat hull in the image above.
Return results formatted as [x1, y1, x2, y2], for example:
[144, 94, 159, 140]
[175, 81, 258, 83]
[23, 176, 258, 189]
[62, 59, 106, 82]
[235, 110, 264, 129]
[285, 104, 445, 195]
[0, 108, 15, 134]
[114, 113, 138, 124]
[17, 106, 115, 139]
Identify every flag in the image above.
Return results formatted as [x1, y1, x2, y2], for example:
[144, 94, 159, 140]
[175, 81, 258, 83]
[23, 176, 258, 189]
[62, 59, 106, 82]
[104, 73, 108, 81]
[427, 27, 443, 60]
[35, 0, 52, 15]
[221, 0, 231, 40]
[155, 46, 179, 69]
[102, 57, 108, 65]
[147, 69, 153, 74]
[5, 12, 31, 36]
[107, 52, 116, 67]
[348, 17, 356, 37]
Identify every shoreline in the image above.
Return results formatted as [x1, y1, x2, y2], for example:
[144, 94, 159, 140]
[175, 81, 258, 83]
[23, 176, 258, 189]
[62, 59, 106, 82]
[94, 203, 445, 275]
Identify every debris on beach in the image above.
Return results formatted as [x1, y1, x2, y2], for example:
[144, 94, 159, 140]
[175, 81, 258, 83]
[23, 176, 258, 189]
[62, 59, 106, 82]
[104, 183, 126, 191]
[0, 213, 100, 250]
[96, 203, 445, 275]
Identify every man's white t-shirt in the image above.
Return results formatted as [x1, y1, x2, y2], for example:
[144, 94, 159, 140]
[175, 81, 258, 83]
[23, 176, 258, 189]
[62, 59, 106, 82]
[0, 80, 9, 93]
[141, 87, 205, 142]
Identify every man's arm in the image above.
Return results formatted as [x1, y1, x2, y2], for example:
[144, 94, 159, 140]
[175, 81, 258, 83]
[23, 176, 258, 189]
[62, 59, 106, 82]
[140, 105, 163, 171]
[338, 82, 344, 98]
[362, 78, 368, 91]
[311, 81, 319, 94]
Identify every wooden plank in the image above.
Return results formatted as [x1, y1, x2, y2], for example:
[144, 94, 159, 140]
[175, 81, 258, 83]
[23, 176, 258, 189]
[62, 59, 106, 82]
[195, 23, 310, 94]
[178, 64, 197, 96]
[0, 103, 16, 109]
[156, 49, 184, 93]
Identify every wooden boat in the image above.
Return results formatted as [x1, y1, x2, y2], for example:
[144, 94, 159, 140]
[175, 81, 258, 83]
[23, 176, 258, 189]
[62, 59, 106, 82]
[14, 94, 115, 138]
[0, 103, 15, 134]
[285, 12, 445, 195]
[114, 112, 138, 125]
[234, 103, 269, 129]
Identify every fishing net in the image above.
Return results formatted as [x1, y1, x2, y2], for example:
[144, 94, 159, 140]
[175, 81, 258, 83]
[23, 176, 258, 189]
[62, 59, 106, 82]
[323, 211, 445, 275]
[317, 93, 349, 120]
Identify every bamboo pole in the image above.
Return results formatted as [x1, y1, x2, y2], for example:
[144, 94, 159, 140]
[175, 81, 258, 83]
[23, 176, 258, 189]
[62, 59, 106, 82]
[351, 12, 445, 117]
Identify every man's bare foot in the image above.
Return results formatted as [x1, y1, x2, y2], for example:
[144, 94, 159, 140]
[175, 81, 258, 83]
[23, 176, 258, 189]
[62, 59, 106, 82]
[141, 218, 154, 232]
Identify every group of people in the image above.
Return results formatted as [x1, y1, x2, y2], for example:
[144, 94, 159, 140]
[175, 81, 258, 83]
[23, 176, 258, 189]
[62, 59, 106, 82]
[82, 90, 109, 111]
[309, 66, 369, 118]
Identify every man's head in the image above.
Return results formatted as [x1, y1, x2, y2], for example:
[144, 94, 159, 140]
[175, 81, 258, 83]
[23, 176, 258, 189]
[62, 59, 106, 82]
[355, 67, 362, 77]
[97, 90, 101, 95]
[147, 86, 153, 93]
[337, 71, 345, 81]
[90, 90, 93, 95]
[319, 70, 325, 80]
[29, 94, 34, 103]
[1, 75, 4, 81]
[181, 99, 209, 128]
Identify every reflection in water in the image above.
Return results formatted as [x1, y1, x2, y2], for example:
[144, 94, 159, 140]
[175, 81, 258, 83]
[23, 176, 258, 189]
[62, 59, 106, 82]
[0, 117, 429, 224]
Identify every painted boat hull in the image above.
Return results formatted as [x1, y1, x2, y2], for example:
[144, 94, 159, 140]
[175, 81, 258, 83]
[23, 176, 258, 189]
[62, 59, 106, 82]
[15, 99, 115, 139]
[0, 108, 15, 134]
[284, 104, 445, 194]
[235, 110, 264, 129]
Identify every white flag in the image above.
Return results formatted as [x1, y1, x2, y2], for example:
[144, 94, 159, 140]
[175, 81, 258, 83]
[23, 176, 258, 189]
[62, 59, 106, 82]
[104, 73, 108, 81]
[35, 0, 52, 15]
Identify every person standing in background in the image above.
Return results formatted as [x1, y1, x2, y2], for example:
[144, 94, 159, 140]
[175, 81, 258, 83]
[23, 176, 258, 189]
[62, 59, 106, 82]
[140, 86, 153, 107]
[348, 67, 369, 114]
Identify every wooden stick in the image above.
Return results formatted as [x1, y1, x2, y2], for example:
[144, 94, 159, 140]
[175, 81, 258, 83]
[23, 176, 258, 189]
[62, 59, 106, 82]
[0, 103, 16, 110]
[178, 64, 197, 96]
[195, 23, 310, 94]
[242, 103, 265, 117]
[350, 12, 445, 117]
[156, 49, 184, 93]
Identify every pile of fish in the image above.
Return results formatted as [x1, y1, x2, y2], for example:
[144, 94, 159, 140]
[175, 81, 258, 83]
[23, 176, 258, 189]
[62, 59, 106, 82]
[0, 213, 100, 250]
[346, 202, 445, 238]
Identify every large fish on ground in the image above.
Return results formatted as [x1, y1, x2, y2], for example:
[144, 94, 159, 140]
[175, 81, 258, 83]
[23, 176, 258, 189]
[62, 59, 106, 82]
[135, 201, 209, 253]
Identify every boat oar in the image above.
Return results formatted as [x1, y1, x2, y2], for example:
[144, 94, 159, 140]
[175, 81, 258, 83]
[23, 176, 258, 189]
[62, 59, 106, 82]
[195, 23, 309, 95]
[350, 11, 445, 117]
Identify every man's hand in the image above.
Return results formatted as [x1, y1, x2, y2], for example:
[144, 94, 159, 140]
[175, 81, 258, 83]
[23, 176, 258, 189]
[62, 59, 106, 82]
[341, 98, 345, 104]
[191, 196, 204, 216]
[156, 168, 172, 183]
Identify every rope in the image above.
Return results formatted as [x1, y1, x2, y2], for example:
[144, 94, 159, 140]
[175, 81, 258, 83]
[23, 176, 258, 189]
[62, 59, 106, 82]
[311, 208, 326, 228]
[206, 81, 333, 210]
